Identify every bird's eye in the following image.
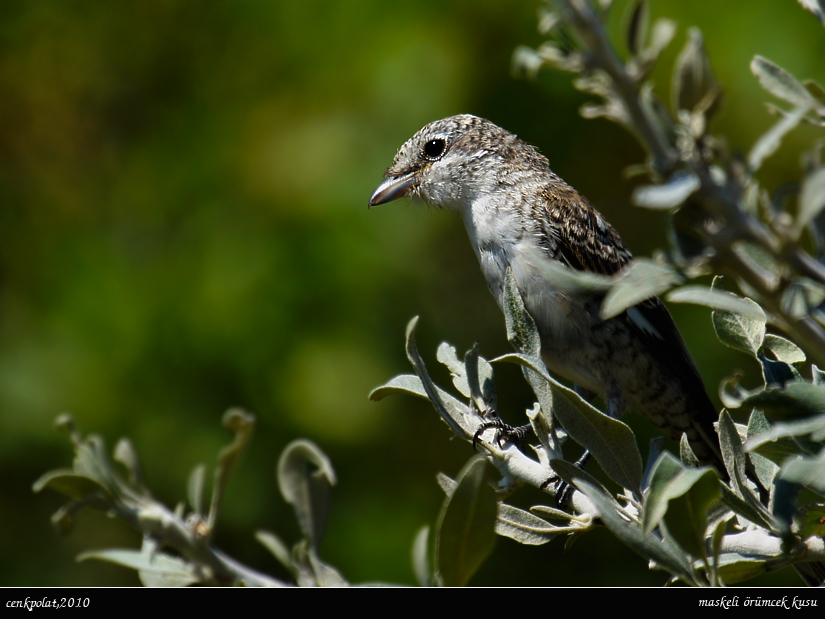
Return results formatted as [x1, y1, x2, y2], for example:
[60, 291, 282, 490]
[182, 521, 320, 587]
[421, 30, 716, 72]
[423, 138, 446, 159]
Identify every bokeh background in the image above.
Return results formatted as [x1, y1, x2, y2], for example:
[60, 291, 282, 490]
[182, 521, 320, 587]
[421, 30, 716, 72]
[2, 0, 824, 586]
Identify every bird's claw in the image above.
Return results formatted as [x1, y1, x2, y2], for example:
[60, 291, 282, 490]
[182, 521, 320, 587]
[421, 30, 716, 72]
[472, 420, 533, 451]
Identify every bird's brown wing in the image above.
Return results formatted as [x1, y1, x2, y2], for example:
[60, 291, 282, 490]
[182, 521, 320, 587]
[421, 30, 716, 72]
[534, 183, 720, 442]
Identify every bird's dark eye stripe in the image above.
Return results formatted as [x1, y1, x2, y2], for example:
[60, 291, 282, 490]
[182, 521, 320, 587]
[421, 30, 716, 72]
[423, 138, 446, 159]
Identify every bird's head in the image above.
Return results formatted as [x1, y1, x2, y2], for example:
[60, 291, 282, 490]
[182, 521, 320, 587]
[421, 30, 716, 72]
[369, 114, 522, 211]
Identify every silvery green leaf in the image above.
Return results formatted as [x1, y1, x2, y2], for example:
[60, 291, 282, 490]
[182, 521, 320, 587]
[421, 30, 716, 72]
[501, 269, 563, 456]
[797, 0, 825, 25]
[732, 242, 781, 291]
[679, 433, 700, 470]
[795, 167, 825, 236]
[643, 452, 718, 534]
[256, 530, 293, 574]
[437, 343, 471, 398]
[464, 343, 496, 414]
[804, 79, 825, 109]
[369, 373, 470, 431]
[715, 554, 770, 584]
[718, 481, 774, 530]
[403, 317, 474, 439]
[32, 469, 112, 502]
[778, 451, 825, 496]
[187, 463, 206, 515]
[718, 411, 775, 525]
[538, 8, 560, 35]
[762, 333, 806, 364]
[600, 259, 681, 319]
[748, 104, 810, 173]
[707, 278, 766, 356]
[673, 28, 716, 113]
[644, 454, 719, 561]
[525, 245, 614, 297]
[781, 278, 825, 319]
[78, 548, 199, 587]
[814, 364, 825, 386]
[207, 409, 255, 533]
[746, 410, 780, 489]
[73, 436, 117, 495]
[644, 18, 676, 66]
[742, 382, 825, 420]
[497, 352, 643, 496]
[745, 416, 825, 461]
[278, 439, 337, 548]
[574, 478, 696, 583]
[751, 56, 817, 108]
[632, 172, 700, 209]
[412, 526, 431, 587]
[438, 471, 555, 544]
[495, 503, 558, 545]
[666, 285, 768, 321]
[435, 456, 497, 587]
[626, 0, 648, 57]
[308, 552, 349, 587]
[512, 46, 544, 79]
[113, 438, 143, 490]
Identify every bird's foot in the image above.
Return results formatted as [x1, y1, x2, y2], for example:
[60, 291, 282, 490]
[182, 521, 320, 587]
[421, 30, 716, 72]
[544, 451, 592, 510]
[472, 420, 534, 451]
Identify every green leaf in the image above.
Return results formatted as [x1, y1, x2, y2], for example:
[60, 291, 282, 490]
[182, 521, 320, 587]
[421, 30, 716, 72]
[709, 278, 766, 357]
[795, 167, 825, 237]
[748, 104, 810, 173]
[643, 453, 719, 560]
[32, 470, 112, 501]
[762, 334, 806, 364]
[368, 373, 473, 435]
[797, 0, 825, 25]
[404, 317, 474, 440]
[501, 269, 564, 457]
[626, 0, 648, 57]
[746, 415, 825, 463]
[437, 343, 472, 398]
[435, 456, 498, 587]
[778, 451, 825, 496]
[716, 555, 769, 584]
[673, 28, 717, 113]
[718, 411, 775, 527]
[495, 503, 558, 546]
[496, 352, 643, 496]
[667, 285, 767, 320]
[574, 478, 696, 583]
[751, 56, 818, 108]
[78, 548, 199, 587]
[412, 526, 431, 587]
[73, 437, 117, 495]
[463, 343, 496, 415]
[207, 408, 255, 534]
[113, 438, 143, 490]
[632, 173, 700, 209]
[743, 382, 825, 420]
[718, 482, 775, 530]
[187, 464, 206, 515]
[256, 530, 294, 574]
[601, 258, 681, 319]
[278, 439, 337, 548]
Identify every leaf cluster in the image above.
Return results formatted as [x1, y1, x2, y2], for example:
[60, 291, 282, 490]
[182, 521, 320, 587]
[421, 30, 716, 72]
[35, 412, 348, 586]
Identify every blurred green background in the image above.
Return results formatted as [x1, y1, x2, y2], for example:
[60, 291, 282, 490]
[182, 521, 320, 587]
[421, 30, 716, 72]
[2, 0, 824, 586]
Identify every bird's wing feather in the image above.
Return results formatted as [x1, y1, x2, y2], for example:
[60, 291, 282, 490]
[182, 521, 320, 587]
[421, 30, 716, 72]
[533, 182, 717, 425]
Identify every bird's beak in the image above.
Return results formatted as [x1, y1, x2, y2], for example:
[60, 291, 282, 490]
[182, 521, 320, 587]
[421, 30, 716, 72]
[368, 171, 417, 208]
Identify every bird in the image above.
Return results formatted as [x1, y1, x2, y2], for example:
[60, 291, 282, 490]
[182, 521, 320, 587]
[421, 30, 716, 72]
[368, 114, 725, 473]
